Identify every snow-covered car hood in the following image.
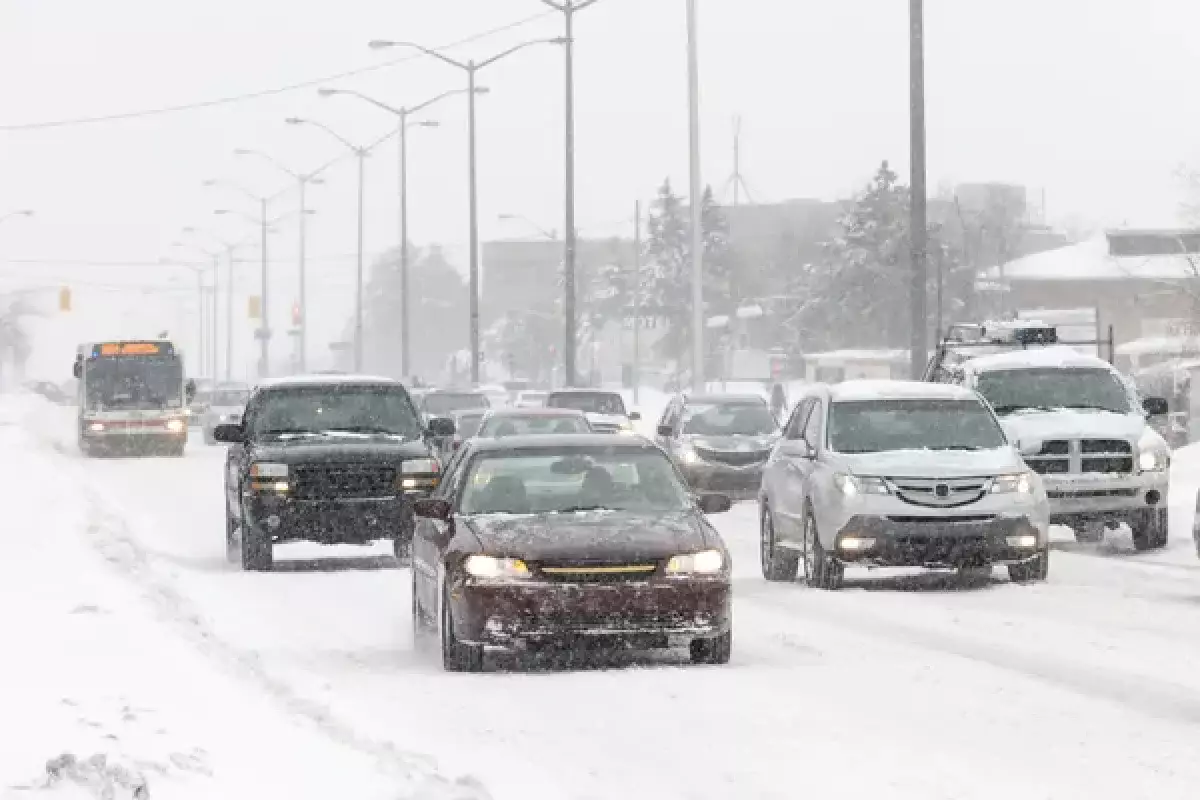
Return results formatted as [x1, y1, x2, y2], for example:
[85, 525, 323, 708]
[584, 412, 632, 430]
[996, 409, 1151, 450]
[685, 433, 778, 452]
[835, 447, 1024, 479]
[204, 405, 244, 420]
[463, 509, 715, 561]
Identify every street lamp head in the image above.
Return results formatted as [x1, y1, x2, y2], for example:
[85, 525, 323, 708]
[201, 179, 218, 187]
[367, 39, 396, 50]
[417, 120, 440, 128]
[550, 36, 570, 45]
[316, 88, 340, 98]
[213, 209, 231, 216]
[17, 209, 34, 217]
[232, 148, 254, 156]
[473, 86, 492, 96]
[285, 117, 306, 126]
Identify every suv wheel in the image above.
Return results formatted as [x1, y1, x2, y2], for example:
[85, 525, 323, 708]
[440, 585, 483, 672]
[1007, 549, 1049, 582]
[1130, 508, 1168, 551]
[760, 505, 798, 582]
[803, 507, 843, 590]
[224, 501, 240, 564]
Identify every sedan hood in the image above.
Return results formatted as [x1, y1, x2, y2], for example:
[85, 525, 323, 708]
[997, 409, 1147, 449]
[685, 433, 777, 452]
[251, 435, 431, 464]
[836, 446, 1024, 479]
[464, 510, 713, 561]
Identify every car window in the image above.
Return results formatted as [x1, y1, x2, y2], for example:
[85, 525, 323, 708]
[828, 398, 1007, 453]
[546, 392, 627, 415]
[248, 385, 423, 439]
[802, 401, 823, 448]
[785, 399, 814, 440]
[458, 447, 691, 515]
[478, 414, 590, 437]
[681, 402, 777, 436]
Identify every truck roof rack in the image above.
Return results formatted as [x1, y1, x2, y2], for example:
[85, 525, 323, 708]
[923, 320, 1116, 381]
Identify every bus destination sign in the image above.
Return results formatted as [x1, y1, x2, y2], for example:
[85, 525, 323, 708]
[91, 341, 174, 358]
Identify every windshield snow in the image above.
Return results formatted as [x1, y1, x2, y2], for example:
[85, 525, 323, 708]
[976, 367, 1132, 414]
[829, 398, 1007, 453]
[682, 402, 778, 436]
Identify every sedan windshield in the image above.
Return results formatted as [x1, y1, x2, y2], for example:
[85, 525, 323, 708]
[682, 402, 778, 436]
[546, 392, 627, 415]
[829, 399, 1007, 453]
[249, 385, 423, 438]
[479, 414, 590, 437]
[975, 367, 1132, 414]
[460, 448, 692, 515]
[422, 393, 488, 415]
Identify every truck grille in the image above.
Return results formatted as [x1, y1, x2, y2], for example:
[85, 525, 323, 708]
[1024, 439, 1133, 475]
[694, 446, 770, 467]
[290, 463, 397, 499]
[889, 477, 988, 508]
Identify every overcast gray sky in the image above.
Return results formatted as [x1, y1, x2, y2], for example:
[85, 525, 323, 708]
[3, 0, 1199, 378]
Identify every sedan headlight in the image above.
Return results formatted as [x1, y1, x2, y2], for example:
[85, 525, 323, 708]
[665, 549, 725, 575]
[991, 472, 1033, 494]
[832, 473, 888, 497]
[677, 444, 700, 465]
[463, 555, 530, 579]
[250, 462, 288, 478]
[1138, 447, 1169, 472]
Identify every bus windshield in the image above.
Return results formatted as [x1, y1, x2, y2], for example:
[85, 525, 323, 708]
[84, 356, 184, 411]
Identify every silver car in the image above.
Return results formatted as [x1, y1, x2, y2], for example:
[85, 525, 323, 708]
[758, 380, 1050, 589]
[201, 385, 251, 444]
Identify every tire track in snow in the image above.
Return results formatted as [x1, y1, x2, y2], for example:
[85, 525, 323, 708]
[39, 435, 494, 800]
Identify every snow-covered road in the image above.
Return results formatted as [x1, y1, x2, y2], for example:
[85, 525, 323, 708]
[9, 393, 1200, 799]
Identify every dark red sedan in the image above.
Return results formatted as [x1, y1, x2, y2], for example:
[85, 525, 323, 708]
[410, 434, 734, 671]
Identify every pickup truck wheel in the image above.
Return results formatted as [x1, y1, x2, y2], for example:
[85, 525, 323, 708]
[690, 629, 732, 665]
[760, 505, 798, 581]
[224, 502, 240, 564]
[1131, 508, 1168, 551]
[440, 585, 483, 672]
[1008, 548, 1049, 582]
[240, 516, 273, 572]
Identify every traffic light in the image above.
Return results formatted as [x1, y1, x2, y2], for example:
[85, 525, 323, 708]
[247, 295, 261, 320]
[58, 286, 71, 312]
[291, 301, 302, 326]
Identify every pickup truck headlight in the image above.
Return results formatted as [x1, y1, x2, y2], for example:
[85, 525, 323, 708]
[665, 549, 725, 575]
[250, 462, 288, 478]
[991, 472, 1033, 494]
[833, 473, 888, 497]
[1138, 447, 1169, 472]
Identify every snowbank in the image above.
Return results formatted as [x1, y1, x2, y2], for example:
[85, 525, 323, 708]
[0, 396, 488, 800]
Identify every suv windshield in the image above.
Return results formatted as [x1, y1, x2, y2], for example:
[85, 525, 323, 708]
[976, 367, 1132, 414]
[546, 392, 626, 415]
[460, 447, 691, 515]
[249, 385, 423, 438]
[682, 402, 777, 436]
[829, 398, 1007, 453]
[85, 357, 183, 411]
[422, 393, 488, 415]
[479, 414, 590, 437]
[210, 389, 249, 407]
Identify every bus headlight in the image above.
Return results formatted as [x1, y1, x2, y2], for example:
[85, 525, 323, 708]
[166, 418, 186, 433]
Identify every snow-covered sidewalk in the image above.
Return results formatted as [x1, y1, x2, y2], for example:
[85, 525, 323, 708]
[0, 400, 485, 800]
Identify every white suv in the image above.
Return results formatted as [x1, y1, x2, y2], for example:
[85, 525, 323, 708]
[759, 380, 1050, 589]
[934, 346, 1170, 550]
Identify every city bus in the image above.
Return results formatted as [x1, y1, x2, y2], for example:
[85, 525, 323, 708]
[73, 339, 196, 457]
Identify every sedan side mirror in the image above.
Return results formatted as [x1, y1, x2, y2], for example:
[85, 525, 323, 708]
[1142, 396, 1169, 417]
[628, 410, 641, 421]
[696, 493, 733, 514]
[212, 423, 245, 444]
[414, 497, 452, 520]
[427, 416, 456, 436]
[657, 424, 674, 437]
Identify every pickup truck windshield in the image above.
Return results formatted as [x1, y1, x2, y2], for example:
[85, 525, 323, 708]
[976, 367, 1132, 415]
[250, 385, 422, 438]
[829, 398, 1007, 453]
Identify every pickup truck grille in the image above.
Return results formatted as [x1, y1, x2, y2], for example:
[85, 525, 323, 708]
[290, 463, 397, 499]
[1024, 439, 1133, 475]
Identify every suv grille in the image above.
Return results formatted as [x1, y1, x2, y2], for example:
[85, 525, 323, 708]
[290, 463, 397, 499]
[694, 446, 770, 467]
[1024, 439, 1133, 475]
[889, 477, 988, 508]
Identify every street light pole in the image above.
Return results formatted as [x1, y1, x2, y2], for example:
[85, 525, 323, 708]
[260, 197, 270, 378]
[355, 149, 366, 372]
[686, 0, 705, 392]
[298, 181, 308, 372]
[909, 0, 929, 379]
[225, 246, 235, 380]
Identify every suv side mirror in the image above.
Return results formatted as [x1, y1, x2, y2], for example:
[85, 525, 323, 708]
[656, 424, 674, 437]
[212, 423, 245, 443]
[414, 497, 452, 520]
[628, 410, 641, 421]
[1142, 396, 1169, 417]
[427, 417, 456, 436]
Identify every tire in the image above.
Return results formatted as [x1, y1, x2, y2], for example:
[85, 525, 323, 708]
[957, 566, 993, 585]
[1130, 508, 1168, 551]
[759, 505, 799, 582]
[412, 569, 435, 652]
[1008, 548, 1049, 583]
[690, 630, 732, 665]
[440, 585, 483, 672]
[224, 501, 240, 564]
[803, 506, 843, 590]
[240, 511, 273, 572]
[394, 538, 412, 562]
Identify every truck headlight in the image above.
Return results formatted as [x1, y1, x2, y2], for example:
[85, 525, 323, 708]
[833, 473, 888, 497]
[401, 458, 437, 474]
[991, 472, 1033, 494]
[463, 555, 529, 579]
[1138, 447, 1169, 472]
[665, 549, 724, 575]
[250, 462, 288, 478]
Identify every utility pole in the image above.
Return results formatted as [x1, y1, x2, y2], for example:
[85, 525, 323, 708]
[632, 199, 641, 404]
[259, 197, 270, 379]
[225, 246, 234, 381]
[686, 0, 705, 392]
[467, 65, 481, 384]
[399, 111, 411, 379]
[908, 0, 928, 380]
[298, 180, 308, 372]
[355, 148, 366, 372]
[211, 254, 220, 380]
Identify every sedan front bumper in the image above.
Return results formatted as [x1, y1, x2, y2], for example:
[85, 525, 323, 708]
[449, 578, 731, 648]
[834, 514, 1045, 569]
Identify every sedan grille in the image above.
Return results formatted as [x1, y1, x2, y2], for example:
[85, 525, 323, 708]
[1024, 438, 1133, 475]
[694, 446, 770, 467]
[533, 561, 659, 583]
[290, 463, 397, 499]
[888, 477, 987, 508]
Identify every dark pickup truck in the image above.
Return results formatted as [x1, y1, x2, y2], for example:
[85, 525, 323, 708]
[214, 374, 454, 571]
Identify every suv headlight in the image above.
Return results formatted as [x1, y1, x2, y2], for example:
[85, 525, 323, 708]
[991, 472, 1033, 494]
[677, 443, 699, 465]
[665, 549, 724, 575]
[463, 555, 529, 579]
[833, 473, 888, 497]
[1138, 446, 1169, 472]
[250, 462, 288, 478]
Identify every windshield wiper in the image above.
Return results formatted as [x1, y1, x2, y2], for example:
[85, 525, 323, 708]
[260, 429, 321, 436]
[929, 445, 985, 451]
[322, 426, 410, 436]
[1060, 405, 1124, 413]
[991, 404, 1059, 414]
[557, 505, 612, 513]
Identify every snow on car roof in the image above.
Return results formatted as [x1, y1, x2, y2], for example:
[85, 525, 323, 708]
[256, 373, 401, 389]
[963, 346, 1114, 373]
[830, 380, 977, 402]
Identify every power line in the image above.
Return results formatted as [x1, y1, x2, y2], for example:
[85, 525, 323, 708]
[0, 10, 555, 132]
